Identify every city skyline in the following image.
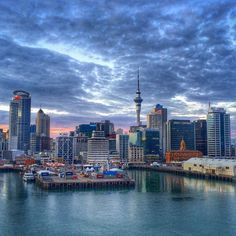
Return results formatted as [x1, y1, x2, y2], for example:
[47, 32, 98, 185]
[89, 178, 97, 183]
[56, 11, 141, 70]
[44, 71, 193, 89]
[0, 1, 236, 137]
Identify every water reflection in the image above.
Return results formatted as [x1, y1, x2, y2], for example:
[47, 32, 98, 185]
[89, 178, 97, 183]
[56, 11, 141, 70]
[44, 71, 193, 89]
[129, 170, 236, 193]
[0, 172, 29, 200]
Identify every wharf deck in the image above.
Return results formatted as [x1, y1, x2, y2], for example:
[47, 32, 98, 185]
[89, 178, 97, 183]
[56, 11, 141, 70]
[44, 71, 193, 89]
[128, 165, 236, 183]
[0, 166, 22, 172]
[36, 176, 135, 190]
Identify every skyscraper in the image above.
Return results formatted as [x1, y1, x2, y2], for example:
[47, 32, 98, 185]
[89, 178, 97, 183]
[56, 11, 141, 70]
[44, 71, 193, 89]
[9, 98, 19, 150]
[116, 134, 129, 161]
[133, 69, 143, 126]
[207, 107, 231, 157]
[147, 104, 167, 157]
[35, 108, 50, 151]
[167, 120, 195, 151]
[96, 120, 114, 137]
[9, 90, 31, 153]
[36, 109, 50, 137]
[194, 120, 207, 156]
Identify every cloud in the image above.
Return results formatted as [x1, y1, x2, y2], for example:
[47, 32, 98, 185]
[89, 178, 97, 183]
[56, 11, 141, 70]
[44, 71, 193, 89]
[0, 0, 236, 138]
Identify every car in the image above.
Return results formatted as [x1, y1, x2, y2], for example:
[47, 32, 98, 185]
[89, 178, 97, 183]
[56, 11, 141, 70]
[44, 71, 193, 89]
[151, 162, 160, 167]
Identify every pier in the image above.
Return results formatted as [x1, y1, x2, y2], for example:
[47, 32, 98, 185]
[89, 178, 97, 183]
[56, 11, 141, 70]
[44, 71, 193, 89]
[35, 176, 135, 190]
[128, 165, 236, 183]
[0, 166, 23, 173]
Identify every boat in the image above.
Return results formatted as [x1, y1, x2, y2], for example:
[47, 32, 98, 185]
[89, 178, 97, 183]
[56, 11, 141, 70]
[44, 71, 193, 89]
[23, 172, 35, 182]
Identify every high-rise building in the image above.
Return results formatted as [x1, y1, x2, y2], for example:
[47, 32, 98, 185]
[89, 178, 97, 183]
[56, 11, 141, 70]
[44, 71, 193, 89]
[207, 107, 231, 157]
[167, 120, 195, 151]
[9, 97, 19, 150]
[194, 120, 207, 156]
[56, 133, 74, 164]
[133, 69, 143, 126]
[147, 104, 167, 157]
[116, 134, 129, 161]
[0, 129, 8, 158]
[35, 109, 50, 151]
[142, 128, 160, 156]
[87, 131, 109, 164]
[73, 134, 88, 163]
[96, 120, 114, 137]
[76, 123, 97, 137]
[36, 109, 50, 137]
[9, 90, 31, 153]
[129, 129, 143, 146]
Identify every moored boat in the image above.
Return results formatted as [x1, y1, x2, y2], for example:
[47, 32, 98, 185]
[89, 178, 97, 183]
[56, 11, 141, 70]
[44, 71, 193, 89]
[23, 172, 35, 182]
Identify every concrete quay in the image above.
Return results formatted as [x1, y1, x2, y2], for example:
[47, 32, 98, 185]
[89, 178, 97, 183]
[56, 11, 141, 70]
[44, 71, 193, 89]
[128, 165, 236, 183]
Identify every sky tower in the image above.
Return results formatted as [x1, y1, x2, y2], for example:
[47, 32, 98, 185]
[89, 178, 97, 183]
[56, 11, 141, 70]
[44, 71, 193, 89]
[134, 68, 143, 126]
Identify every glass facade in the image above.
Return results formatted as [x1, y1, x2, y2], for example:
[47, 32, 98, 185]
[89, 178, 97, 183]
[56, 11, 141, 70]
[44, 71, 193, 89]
[207, 108, 231, 157]
[194, 120, 207, 155]
[167, 120, 195, 151]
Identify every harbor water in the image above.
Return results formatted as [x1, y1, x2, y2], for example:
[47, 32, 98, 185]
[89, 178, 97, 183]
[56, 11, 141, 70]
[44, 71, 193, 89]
[0, 170, 236, 236]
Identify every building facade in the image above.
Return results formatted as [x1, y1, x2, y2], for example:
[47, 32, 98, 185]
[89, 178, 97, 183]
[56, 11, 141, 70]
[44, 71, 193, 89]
[128, 145, 144, 163]
[116, 134, 129, 162]
[9, 90, 31, 153]
[207, 107, 231, 157]
[167, 120, 195, 151]
[194, 119, 207, 156]
[87, 131, 109, 164]
[56, 134, 74, 164]
[147, 104, 167, 157]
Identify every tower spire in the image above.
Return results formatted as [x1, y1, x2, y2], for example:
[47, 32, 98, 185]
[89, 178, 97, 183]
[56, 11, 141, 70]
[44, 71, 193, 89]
[134, 67, 143, 127]
[137, 67, 140, 92]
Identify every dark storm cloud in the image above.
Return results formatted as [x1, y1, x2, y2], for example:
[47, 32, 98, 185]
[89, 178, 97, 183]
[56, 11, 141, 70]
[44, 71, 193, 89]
[0, 0, 236, 134]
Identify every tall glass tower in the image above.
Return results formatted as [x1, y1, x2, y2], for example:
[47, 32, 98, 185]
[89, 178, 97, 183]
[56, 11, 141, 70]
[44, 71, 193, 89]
[207, 107, 231, 157]
[133, 69, 143, 126]
[10, 90, 31, 153]
[147, 104, 167, 157]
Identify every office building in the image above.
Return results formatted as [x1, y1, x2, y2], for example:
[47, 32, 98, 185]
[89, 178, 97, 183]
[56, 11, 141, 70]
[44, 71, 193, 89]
[116, 134, 129, 161]
[0, 129, 8, 158]
[56, 133, 74, 164]
[167, 120, 195, 151]
[73, 134, 88, 162]
[87, 131, 109, 164]
[9, 96, 19, 150]
[128, 145, 144, 163]
[9, 90, 31, 153]
[142, 128, 160, 156]
[96, 120, 114, 137]
[36, 109, 50, 137]
[147, 104, 167, 157]
[207, 107, 231, 157]
[75, 123, 97, 137]
[194, 120, 207, 156]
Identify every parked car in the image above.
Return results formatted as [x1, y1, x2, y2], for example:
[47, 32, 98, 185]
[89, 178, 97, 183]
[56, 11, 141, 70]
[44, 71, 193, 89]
[151, 162, 160, 167]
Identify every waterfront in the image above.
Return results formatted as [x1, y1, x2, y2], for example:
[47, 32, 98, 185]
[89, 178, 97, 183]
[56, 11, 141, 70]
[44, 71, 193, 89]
[1, 171, 236, 236]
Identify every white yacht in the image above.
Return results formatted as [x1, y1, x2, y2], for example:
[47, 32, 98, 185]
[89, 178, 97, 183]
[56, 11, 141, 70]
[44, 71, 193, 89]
[23, 172, 35, 182]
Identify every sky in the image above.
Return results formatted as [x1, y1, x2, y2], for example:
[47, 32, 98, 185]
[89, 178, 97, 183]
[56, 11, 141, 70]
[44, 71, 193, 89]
[0, 0, 236, 137]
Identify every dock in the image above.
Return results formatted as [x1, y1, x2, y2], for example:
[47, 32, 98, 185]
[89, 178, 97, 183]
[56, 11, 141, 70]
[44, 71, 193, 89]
[128, 165, 236, 183]
[36, 176, 135, 190]
[0, 166, 23, 172]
